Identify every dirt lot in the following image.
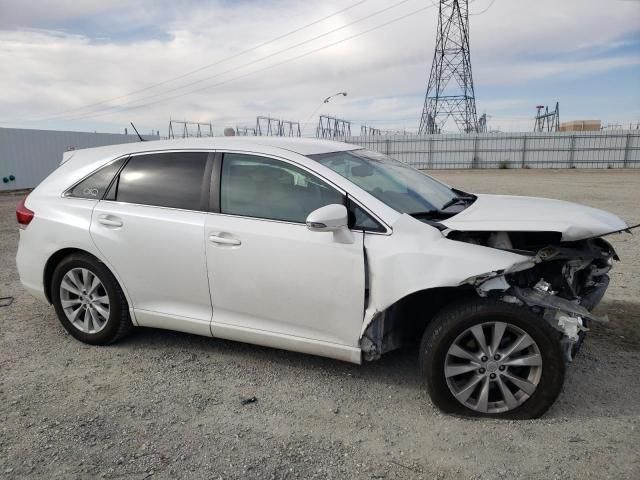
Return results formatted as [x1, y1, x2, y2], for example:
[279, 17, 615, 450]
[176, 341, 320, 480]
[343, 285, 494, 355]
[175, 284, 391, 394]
[1, 169, 639, 479]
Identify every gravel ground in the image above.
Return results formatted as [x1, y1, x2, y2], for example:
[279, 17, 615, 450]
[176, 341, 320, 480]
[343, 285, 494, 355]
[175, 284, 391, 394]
[1, 169, 639, 479]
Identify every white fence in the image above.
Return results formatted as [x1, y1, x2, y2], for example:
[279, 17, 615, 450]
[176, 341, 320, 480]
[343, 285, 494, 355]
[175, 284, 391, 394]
[337, 131, 640, 169]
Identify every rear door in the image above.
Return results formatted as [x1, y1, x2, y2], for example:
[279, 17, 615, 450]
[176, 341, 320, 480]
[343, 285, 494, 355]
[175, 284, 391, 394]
[205, 152, 366, 348]
[90, 151, 214, 336]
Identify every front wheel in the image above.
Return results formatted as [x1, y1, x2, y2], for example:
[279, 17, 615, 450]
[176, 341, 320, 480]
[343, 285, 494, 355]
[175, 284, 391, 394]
[420, 299, 565, 419]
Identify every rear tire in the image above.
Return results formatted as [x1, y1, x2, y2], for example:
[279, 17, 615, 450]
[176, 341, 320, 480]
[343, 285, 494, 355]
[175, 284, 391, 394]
[51, 253, 132, 345]
[419, 298, 565, 419]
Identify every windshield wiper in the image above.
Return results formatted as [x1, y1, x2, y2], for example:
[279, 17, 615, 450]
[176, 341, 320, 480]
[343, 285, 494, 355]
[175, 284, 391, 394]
[440, 197, 468, 210]
[409, 210, 449, 220]
[409, 211, 448, 230]
[410, 210, 439, 217]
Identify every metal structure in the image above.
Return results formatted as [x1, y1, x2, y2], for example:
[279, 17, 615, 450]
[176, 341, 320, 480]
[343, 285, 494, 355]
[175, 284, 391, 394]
[360, 125, 382, 136]
[255, 116, 281, 136]
[316, 115, 351, 138]
[335, 131, 640, 170]
[235, 126, 257, 136]
[279, 120, 302, 137]
[533, 103, 560, 132]
[255, 116, 301, 137]
[478, 113, 488, 133]
[418, 0, 478, 134]
[168, 119, 213, 139]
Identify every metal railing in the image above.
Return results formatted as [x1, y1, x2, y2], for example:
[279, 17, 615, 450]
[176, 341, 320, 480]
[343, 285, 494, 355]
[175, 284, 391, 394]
[336, 131, 640, 169]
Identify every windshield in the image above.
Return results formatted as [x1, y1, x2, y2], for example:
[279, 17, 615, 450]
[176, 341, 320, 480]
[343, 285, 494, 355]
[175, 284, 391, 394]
[309, 149, 459, 214]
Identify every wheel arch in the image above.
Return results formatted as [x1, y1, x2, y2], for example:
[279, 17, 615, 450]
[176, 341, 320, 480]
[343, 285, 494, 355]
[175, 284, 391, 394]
[360, 284, 479, 360]
[43, 248, 134, 324]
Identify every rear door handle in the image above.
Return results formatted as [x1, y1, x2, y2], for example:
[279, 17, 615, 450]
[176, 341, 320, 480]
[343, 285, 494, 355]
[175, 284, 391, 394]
[208, 234, 241, 246]
[97, 214, 123, 228]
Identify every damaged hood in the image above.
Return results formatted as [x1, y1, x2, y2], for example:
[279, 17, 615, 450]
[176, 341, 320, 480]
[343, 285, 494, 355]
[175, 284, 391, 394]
[442, 194, 627, 241]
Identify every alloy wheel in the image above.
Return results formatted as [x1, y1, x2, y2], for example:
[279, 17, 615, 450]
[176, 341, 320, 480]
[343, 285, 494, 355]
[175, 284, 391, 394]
[444, 321, 543, 414]
[59, 268, 110, 334]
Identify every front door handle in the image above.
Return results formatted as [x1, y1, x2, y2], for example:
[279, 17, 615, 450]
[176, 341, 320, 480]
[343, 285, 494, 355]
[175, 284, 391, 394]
[208, 234, 241, 246]
[97, 214, 123, 228]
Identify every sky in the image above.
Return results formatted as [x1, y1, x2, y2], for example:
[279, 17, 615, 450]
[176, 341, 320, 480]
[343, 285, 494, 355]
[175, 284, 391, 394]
[0, 0, 639, 136]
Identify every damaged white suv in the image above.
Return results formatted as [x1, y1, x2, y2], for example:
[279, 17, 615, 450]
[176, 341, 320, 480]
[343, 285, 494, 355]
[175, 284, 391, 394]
[16, 137, 631, 419]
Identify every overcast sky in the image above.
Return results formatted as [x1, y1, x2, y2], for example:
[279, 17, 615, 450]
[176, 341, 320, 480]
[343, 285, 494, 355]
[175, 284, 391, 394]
[0, 0, 638, 136]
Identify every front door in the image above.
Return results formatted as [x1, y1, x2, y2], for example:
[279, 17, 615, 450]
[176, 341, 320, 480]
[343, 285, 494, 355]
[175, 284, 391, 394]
[205, 152, 365, 349]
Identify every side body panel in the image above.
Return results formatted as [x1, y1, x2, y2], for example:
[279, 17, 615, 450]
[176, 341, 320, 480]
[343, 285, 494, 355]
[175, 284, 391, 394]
[362, 214, 533, 334]
[16, 196, 99, 303]
[90, 201, 212, 336]
[204, 214, 365, 362]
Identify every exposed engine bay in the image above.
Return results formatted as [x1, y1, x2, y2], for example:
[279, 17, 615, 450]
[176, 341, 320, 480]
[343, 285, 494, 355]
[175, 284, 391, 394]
[452, 230, 618, 362]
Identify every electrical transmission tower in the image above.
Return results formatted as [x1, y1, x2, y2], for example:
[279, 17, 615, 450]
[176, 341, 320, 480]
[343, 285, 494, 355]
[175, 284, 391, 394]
[533, 102, 560, 132]
[255, 116, 301, 136]
[279, 120, 301, 137]
[168, 119, 214, 139]
[236, 126, 257, 136]
[418, 0, 478, 134]
[316, 115, 351, 138]
[478, 113, 487, 133]
[360, 125, 382, 136]
[256, 116, 281, 136]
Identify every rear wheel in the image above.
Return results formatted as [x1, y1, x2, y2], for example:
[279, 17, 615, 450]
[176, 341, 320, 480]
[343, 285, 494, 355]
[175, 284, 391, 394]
[420, 299, 565, 419]
[51, 253, 132, 345]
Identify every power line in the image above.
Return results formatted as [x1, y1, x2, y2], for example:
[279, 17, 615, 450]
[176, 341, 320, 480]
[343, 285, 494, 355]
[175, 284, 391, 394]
[470, 0, 497, 16]
[29, 0, 372, 121]
[64, 2, 437, 121]
[40, 0, 416, 122]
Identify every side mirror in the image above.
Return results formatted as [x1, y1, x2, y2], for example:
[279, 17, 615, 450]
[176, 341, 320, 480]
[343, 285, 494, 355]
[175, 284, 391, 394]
[306, 204, 354, 244]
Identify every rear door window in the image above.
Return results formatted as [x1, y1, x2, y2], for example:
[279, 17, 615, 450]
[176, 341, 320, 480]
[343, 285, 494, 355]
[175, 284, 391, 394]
[111, 152, 210, 211]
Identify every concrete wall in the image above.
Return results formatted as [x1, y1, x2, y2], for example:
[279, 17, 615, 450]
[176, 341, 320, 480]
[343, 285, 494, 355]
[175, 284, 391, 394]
[0, 127, 159, 191]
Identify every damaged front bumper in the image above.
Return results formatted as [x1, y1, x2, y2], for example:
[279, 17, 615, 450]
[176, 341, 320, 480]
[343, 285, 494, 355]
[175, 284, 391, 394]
[469, 240, 617, 362]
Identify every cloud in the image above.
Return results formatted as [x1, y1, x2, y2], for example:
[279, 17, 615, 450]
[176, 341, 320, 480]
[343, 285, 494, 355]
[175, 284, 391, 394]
[0, 0, 638, 134]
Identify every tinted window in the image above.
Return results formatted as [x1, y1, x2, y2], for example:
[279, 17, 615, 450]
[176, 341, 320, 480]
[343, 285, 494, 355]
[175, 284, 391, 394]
[220, 153, 343, 223]
[67, 158, 125, 199]
[114, 152, 209, 210]
[349, 201, 385, 232]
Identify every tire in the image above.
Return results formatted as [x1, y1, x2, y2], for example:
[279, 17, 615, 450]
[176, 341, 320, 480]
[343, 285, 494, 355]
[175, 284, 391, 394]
[51, 253, 132, 345]
[419, 298, 565, 419]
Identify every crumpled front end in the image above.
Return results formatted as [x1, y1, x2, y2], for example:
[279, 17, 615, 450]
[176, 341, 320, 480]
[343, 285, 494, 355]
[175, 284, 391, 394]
[463, 235, 618, 361]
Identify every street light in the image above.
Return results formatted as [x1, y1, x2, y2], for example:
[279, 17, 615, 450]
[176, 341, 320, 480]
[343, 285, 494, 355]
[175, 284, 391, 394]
[302, 92, 348, 135]
[323, 92, 348, 104]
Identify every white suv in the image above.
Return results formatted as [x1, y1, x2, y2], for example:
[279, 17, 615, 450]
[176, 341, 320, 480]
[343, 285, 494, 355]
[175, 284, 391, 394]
[16, 137, 628, 419]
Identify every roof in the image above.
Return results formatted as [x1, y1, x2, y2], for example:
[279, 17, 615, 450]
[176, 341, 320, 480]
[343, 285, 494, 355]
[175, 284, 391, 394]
[61, 136, 361, 165]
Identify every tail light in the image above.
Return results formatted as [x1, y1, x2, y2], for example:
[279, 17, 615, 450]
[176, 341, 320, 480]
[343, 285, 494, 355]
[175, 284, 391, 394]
[16, 196, 34, 229]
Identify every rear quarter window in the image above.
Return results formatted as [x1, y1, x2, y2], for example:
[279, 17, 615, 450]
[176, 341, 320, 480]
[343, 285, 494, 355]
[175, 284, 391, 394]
[66, 158, 126, 199]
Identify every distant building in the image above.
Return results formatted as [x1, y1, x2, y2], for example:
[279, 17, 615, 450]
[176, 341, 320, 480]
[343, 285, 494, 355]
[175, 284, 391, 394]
[0, 127, 159, 191]
[559, 120, 601, 132]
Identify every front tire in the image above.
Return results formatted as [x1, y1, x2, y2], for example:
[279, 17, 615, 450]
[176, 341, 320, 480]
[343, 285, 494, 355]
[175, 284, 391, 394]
[420, 298, 565, 419]
[51, 253, 132, 345]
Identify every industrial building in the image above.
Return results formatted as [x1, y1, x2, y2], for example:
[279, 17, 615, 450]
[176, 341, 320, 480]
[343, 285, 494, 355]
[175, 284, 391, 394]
[0, 127, 158, 191]
[559, 120, 602, 132]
